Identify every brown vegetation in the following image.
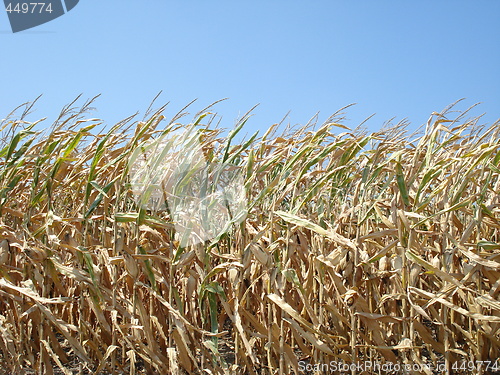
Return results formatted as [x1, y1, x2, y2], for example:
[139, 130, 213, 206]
[0, 98, 499, 374]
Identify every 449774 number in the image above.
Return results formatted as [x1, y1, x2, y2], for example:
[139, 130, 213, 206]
[5, 2, 53, 14]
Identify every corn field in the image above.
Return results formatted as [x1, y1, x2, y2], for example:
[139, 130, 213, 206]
[0, 98, 500, 374]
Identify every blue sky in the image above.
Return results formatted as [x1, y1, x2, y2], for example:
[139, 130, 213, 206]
[1, 1, 499, 137]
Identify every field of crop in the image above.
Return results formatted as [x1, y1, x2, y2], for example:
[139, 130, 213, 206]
[0, 98, 499, 375]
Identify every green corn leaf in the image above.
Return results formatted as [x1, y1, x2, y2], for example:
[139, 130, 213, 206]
[395, 161, 410, 206]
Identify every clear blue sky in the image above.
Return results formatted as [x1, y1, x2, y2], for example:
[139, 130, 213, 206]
[1, 1, 499, 137]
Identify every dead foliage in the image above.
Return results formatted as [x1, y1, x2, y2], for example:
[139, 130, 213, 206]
[0, 98, 499, 374]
